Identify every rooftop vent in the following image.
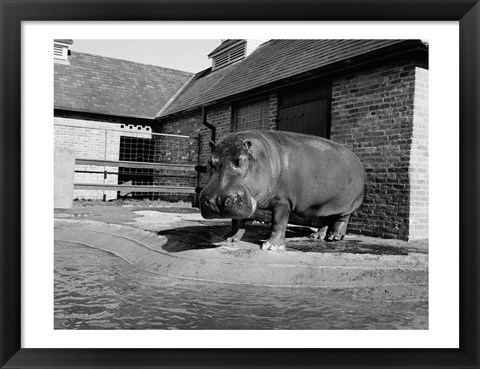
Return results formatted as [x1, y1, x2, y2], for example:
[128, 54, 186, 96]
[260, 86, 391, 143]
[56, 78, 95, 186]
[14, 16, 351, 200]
[210, 40, 246, 70]
[209, 39, 267, 71]
[54, 39, 73, 64]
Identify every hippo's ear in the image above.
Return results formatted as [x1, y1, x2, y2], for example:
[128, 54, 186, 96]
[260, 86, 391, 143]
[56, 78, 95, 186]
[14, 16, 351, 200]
[208, 141, 216, 152]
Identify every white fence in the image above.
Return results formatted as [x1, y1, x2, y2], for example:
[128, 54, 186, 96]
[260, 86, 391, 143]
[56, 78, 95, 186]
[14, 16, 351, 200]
[54, 121, 199, 201]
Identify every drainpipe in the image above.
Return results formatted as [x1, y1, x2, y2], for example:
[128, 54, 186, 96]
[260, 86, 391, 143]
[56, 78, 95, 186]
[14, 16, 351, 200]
[202, 105, 215, 151]
[195, 105, 215, 200]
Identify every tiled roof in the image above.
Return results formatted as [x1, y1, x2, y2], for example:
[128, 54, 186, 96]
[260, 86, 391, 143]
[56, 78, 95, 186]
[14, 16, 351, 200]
[55, 52, 192, 118]
[157, 39, 419, 118]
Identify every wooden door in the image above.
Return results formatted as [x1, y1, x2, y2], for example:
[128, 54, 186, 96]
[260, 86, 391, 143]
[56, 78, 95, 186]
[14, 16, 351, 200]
[278, 79, 331, 138]
[278, 98, 329, 137]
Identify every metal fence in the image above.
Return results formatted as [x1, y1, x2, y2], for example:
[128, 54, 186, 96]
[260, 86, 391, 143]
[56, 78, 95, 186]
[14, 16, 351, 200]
[54, 123, 200, 201]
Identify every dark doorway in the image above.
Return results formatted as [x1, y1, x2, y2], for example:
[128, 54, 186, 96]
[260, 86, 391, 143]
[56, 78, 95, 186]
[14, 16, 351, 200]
[278, 79, 331, 138]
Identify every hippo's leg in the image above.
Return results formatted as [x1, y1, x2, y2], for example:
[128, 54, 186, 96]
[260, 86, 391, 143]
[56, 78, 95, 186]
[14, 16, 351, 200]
[223, 219, 246, 242]
[309, 217, 331, 240]
[326, 214, 350, 241]
[262, 202, 290, 251]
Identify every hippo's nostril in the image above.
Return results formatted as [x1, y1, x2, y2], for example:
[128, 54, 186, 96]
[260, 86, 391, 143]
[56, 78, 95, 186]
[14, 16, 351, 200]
[210, 197, 218, 208]
[201, 197, 210, 207]
[201, 196, 218, 212]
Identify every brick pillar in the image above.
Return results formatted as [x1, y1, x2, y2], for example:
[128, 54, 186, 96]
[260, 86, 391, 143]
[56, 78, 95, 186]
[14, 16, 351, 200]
[330, 61, 417, 240]
[408, 67, 429, 240]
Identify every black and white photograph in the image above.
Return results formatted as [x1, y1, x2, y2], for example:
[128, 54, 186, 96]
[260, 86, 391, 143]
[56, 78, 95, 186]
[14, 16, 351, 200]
[3, 0, 479, 365]
[53, 38, 429, 330]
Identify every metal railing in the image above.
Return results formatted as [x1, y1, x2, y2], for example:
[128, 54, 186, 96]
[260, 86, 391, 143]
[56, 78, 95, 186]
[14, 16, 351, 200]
[54, 122, 201, 201]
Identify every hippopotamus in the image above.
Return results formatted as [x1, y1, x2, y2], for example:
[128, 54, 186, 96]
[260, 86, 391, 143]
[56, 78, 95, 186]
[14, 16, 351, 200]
[199, 130, 364, 251]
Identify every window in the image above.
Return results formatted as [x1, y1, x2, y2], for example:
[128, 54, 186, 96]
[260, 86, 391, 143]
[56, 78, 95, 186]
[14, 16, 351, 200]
[233, 98, 270, 132]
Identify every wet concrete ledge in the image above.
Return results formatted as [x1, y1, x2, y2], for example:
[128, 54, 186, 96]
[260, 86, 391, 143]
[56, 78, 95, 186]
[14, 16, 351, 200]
[54, 218, 428, 301]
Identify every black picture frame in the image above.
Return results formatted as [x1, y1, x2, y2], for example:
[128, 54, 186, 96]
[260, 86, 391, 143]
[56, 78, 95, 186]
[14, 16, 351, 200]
[1, 1, 478, 368]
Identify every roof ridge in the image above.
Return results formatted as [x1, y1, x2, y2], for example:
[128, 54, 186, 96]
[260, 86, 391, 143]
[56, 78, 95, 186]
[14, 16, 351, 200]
[155, 73, 199, 118]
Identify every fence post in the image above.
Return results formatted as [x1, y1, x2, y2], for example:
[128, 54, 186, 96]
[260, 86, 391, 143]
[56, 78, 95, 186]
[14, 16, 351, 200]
[54, 147, 75, 208]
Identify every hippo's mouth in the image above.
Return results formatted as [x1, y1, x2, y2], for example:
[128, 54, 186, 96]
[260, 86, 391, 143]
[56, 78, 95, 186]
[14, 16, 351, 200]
[200, 192, 257, 220]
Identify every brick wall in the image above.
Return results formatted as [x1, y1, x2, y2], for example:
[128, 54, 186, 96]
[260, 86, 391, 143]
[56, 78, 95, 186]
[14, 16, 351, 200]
[267, 94, 278, 129]
[151, 132, 199, 202]
[153, 111, 201, 202]
[54, 117, 152, 200]
[330, 61, 418, 240]
[408, 67, 428, 240]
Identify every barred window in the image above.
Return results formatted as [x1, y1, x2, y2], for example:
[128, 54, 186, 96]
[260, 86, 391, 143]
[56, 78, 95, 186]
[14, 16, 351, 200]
[233, 98, 270, 132]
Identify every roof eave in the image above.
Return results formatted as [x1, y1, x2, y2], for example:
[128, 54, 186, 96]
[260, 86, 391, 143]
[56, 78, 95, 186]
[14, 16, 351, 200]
[54, 106, 156, 121]
[156, 105, 203, 122]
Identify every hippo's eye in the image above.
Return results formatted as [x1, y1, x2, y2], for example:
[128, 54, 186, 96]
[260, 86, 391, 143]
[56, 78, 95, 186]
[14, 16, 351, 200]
[234, 157, 246, 168]
[234, 155, 248, 168]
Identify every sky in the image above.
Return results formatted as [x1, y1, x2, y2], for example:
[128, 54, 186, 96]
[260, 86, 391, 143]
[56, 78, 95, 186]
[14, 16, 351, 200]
[70, 40, 222, 73]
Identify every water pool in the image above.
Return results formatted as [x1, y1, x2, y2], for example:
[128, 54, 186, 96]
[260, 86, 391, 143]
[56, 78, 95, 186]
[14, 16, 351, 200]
[55, 241, 427, 330]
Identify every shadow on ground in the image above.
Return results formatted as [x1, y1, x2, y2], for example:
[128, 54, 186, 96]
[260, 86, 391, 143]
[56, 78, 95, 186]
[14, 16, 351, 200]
[158, 222, 409, 255]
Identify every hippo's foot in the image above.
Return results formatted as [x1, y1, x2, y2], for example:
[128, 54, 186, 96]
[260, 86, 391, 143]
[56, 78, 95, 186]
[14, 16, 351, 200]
[261, 240, 286, 251]
[325, 222, 347, 241]
[325, 232, 344, 241]
[223, 228, 246, 242]
[309, 231, 325, 240]
[309, 226, 328, 240]
[324, 217, 350, 241]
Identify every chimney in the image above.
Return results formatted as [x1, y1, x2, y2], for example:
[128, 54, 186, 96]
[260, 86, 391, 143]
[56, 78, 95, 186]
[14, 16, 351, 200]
[54, 39, 73, 64]
[208, 39, 267, 71]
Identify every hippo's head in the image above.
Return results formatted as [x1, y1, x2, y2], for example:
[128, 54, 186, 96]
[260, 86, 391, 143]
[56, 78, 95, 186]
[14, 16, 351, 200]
[199, 134, 264, 220]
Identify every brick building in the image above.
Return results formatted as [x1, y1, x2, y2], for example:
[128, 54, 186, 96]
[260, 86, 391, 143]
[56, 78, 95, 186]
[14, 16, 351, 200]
[54, 40, 193, 200]
[154, 40, 429, 241]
